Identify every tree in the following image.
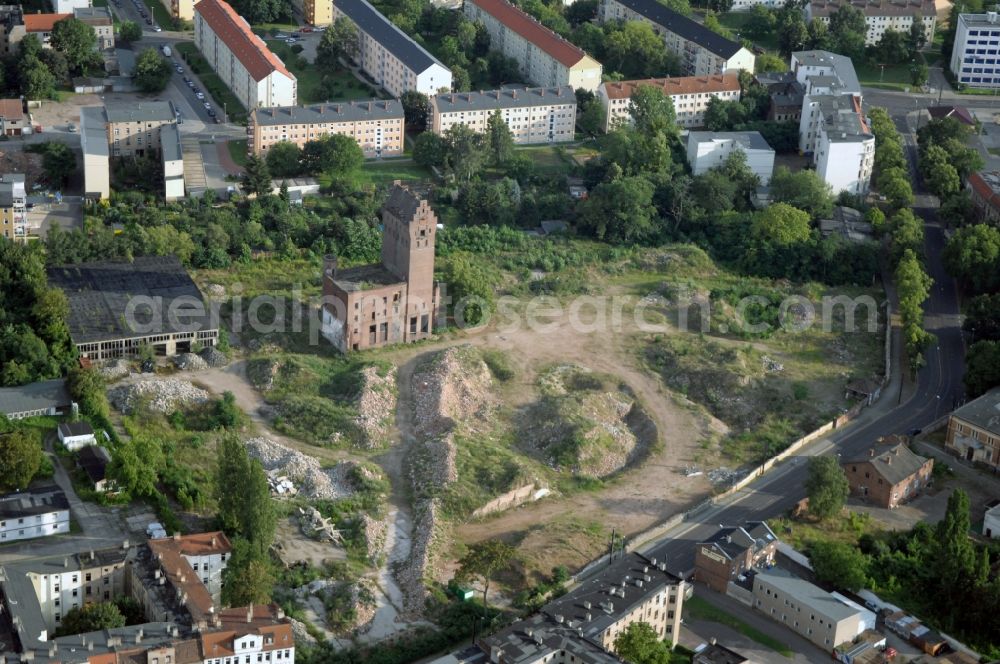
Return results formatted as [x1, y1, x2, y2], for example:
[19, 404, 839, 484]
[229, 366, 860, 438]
[216, 434, 250, 534]
[805, 456, 849, 519]
[908, 16, 927, 53]
[929, 489, 988, 628]
[134, 47, 173, 93]
[601, 21, 677, 79]
[964, 293, 1000, 342]
[613, 622, 671, 664]
[751, 203, 811, 247]
[20, 55, 56, 100]
[777, 8, 808, 54]
[809, 540, 869, 591]
[870, 29, 910, 64]
[889, 208, 924, 263]
[578, 96, 605, 136]
[413, 132, 447, 169]
[67, 366, 109, 420]
[444, 124, 485, 183]
[828, 5, 867, 59]
[50, 17, 98, 75]
[41, 49, 70, 84]
[110, 436, 163, 497]
[485, 109, 515, 166]
[456, 539, 516, 609]
[910, 62, 929, 87]
[53, 603, 125, 637]
[629, 84, 676, 137]
[879, 169, 915, 211]
[221, 538, 274, 607]
[965, 340, 1000, 397]
[241, 154, 272, 197]
[317, 16, 359, 67]
[580, 175, 658, 243]
[400, 90, 430, 130]
[443, 252, 496, 326]
[215, 433, 275, 555]
[0, 429, 43, 491]
[118, 20, 142, 43]
[41, 143, 76, 189]
[768, 167, 834, 219]
[264, 141, 302, 178]
[301, 134, 364, 176]
[755, 52, 787, 73]
[943, 224, 1000, 293]
[230, 0, 284, 24]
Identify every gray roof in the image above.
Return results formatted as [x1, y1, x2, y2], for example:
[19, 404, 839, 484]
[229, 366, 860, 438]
[792, 50, 861, 94]
[816, 94, 872, 143]
[117, 48, 137, 77]
[73, 5, 112, 22]
[688, 130, 773, 151]
[104, 101, 177, 123]
[383, 183, 423, 222]
[484, 613, 620, 664]
[0, 172, 24, 206]
[161, 123, 183, 163]
[80, 106, 109, 158]
[78, 444, 111, 483]
[702, 520, 777, 560]
[950, 387, 1000, 435]
[431, 86, 576, 113]
[693, 643, 750, 664]
[333, 0, 446, 74]
[608, 0, 745, 59]
[58, 421, 94, 437]
[753, 571, 861, 623]
[46, 256, 215, 345]
[331, 263, 405, 292]
[0, 379, 72, 417]
[251, 99, 403, 126]
[846, 441, 930, 486]
[0, 486, 69, 519]
[958, 12, 1000, 28]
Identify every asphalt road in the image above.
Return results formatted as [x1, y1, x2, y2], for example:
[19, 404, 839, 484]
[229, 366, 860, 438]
[638, 103, 966, 577]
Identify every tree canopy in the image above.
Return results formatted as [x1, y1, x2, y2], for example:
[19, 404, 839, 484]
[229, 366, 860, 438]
[456, 539, 516, 608]
[134, 48, 174, 93]
[613, 622, 673, 664]
[805, 456, 849, 519]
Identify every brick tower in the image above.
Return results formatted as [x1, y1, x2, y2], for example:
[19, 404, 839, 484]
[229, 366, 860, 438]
[380, 183, 437, 339]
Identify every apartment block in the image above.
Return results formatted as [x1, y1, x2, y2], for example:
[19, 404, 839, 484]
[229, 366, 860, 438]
[248, 99, 404, 158]
[950, 11, 1000, 89]
[843, 436, 933, 509]
[806, 0, 936, 46]
[946, 387, 1000, 468]
[752, 571, 864, 651]
[73, 6, 114, 49]
[729, 0, 789, 9]
[167, 0, 194, 20]
[464, 0, 602, 92]
[687, 131, 776, 183]
[597, 74, 740, 131]
[599, 0, 754, 75]
[149, 532, 231, 604]
[332, 0, 451, 97]
[293, 0, 332, 26]
[967, 170, 1000, 223]
[694, 521, 778, 593]
[0, 172, 26, 241]
[0, 487, 69, 543]
[104, 101, 178, 157]
[429, 86, 576, 144]
[194, 0, 297, 109]
[56, 0, 91, 12]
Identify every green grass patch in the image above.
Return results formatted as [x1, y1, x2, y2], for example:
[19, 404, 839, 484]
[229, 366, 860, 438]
[769, 510, 883, 552]
[227, 139, 248, 168]
[684, 595, 794, 657]
[265, 40, 381, 104]
[253, 22, 300, 34]
[855, 63, 919, 91]
[716, 12, 780, 51]
[512, 145, 574, 175]
[144, 0, 174, 30]
[175, 42, 247, 122]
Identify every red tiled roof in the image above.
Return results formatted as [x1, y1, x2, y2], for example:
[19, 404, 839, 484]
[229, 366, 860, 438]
[0, 99, 24, 120]
[24, 13, 71, 32]
[193, 0, 294, 82]
[602, 74, 740, 99]
[968, 172, 1000, 211]
[171, 530, 232, 556]
[467, 0, 589, 68]
[928, 105, 976, 126]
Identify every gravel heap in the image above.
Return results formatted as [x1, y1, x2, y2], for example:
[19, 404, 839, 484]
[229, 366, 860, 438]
[350, 579, 378, 635]
[412, 345, 497, 437]
[395, 502, 440, 618]
[360, 513, 387, 563]
[200, 346, 230, 367]
[244, 437, 351, 500]
[353, 366, 397, 450]
[98, 358, 131, 381]
[172, 353, 208, 371]
[108, 379, 210, 414]
[289, 618, 317, 646]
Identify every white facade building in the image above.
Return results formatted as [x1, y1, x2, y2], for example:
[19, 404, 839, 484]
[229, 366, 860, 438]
[0, 489, 70, 544]
[984, 502, 1000, 538]
[806, 0, 936, 46]
[429, 87, 577, 144]
[950, 12, 1000, 89]
[598, 74, 740, 131]
[55, 0, 91, 13]
[0, 173, 26, 242]
[730, 0, 789, 10]
[686, 131, 776, 183]
[194, 0, 297, 109]
[57, 422, 96, 450]
[80, 107, 110, 201]
[161, 123, 185, 201]
[332, 0, 452, 97]
[150, 531, 231, 601]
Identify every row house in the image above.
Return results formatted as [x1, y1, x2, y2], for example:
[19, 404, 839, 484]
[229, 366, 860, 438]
[248, 99, 404, 157]
[806, 0, 936, 47]
[597, 74, 740, 131]
[429, 86, 577, 144]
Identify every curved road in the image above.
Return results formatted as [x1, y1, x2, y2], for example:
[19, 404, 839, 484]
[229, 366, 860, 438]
[640, 103, 966, 576]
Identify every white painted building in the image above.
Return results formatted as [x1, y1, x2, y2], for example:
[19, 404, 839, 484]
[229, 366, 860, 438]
[55, 0, 91, 13]
[161, 123, 185, 201]
[730, 0, 789, 10]
[150, 531, 231, 601]
[686, 131, 776, 183]
[806, 0, 936, 47]
[429, 87, 577, 144]
[984, 502, 1000, 538]
[950, 12, 1000, 89]
[57, 421, 96, 451]
[26, 548, 130, 631]
[194, 0, 297, 109]
[332, 0, 452, 97]
[80, 106, 109, 200]
[597, 74, 741, 131]
[0, 489, 70, 544]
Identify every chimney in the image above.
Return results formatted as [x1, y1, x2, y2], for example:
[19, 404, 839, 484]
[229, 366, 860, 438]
[886, 456, 892, 465]
[324, 254, 338, 279]
[63, 558, 68, 568]
[710, 637, 717, 646]
[247, 607, 253, 623]
[585, 612, 592, 621]
[211, 536, 217, 547]
[869, 448, 875, 457]
[368, 101, 372, 111]
[90, 550, 95, 561]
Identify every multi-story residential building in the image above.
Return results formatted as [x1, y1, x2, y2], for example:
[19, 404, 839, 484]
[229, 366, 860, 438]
[293, 0, 332, 26]
[0, 487, 70, 543]
[687, 131, 776, 183]
[945, 387, 1000, 468]
[843, 436, 933, 509]
[966, 170, 1000, 222]
[332, 0, 451, 97]
[5, 6, 113, 50]
[165, 0, 194, 20]
[752, 571, 865, 651]
[597, 74, 740, 131]
[806, 0, 935, 46]
[248, 99, 405, 158]
[792, 50, 873, 193]
[322, 184, 440, 352]
[0, 98, 26, 136]
[429, 86, 576, 144]
[57, 0, 92, 12]
[194, 0, 297, 109]
[464, 0, 602, 92]
[149, 532, 231, 604]
[0, 172, 26, 241]
[81, 106, 110, 200]
[695, 521, 778, 593]
[950, 12, 1000, 89]
[599, 0, 755, 75]
[754, 70, 805, 122]
[103, 101, 178, 157]
[73, 6, 114, 49]
[729, 0, 788, 9]
[482, 552, 686, 664]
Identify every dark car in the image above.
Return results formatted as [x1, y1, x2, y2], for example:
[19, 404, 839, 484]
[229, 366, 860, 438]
[291, 31, 301, 37]
[146, 18, 152, 24]
[207, 108, 216, 117]
[907, 427, 923, 437]
[183, 76, 191, 84]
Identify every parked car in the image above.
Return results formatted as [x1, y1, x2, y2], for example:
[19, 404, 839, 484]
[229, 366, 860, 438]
[203, 101, 211, 109]
[291, 31, 300, 37]
[146, 18, 152, 24]
[182, 76, 190, 83]
[285, 37, 296, 44]
[195, 92, 205, 99]
[300, 26, 312, 32]
[207, 108, 216, 117]
[175, 64, 183, 73]
[153, 25, 161, 31]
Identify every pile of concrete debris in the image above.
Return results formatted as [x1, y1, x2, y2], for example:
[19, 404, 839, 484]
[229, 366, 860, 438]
[353, 365, 397, 450]
[245, 437, 351, 500]
[108, 378, 210, 414]
[172, 353, 208, 371]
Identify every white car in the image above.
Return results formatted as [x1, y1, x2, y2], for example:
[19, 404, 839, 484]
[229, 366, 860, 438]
[195, 92, 205, 99]
[285, 37, 296, 44]
[153, 25, 162, 31]
[203, 101, 211, 109]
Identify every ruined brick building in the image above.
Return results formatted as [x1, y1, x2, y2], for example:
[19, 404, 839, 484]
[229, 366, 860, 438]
[321, 183, 440, 351]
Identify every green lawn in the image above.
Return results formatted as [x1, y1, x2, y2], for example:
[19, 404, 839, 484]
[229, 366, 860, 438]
[264, 39, 381, 103]
[717, 12, 780, 52]
[513, 145, 574, 175]
[227, 139, 248, 168]
[314, 160, 433, 187]
[175, 42, 248, 122]
[856, 62, 918, 91]
[684, 595, 794, 658]
[144, 0, 174, 30]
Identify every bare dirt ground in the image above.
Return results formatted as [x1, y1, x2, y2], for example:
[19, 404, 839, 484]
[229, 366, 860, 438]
[274, 516, 347, 566]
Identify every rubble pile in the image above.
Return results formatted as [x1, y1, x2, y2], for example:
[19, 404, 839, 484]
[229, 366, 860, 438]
[288, 618, 317, 646]
[247, 358, 281, 392]
[349, 580, 378, 634]
[200, 346, 230, 367]
[244, 437, 351, 500]
[353, 365, 398, 449]
[108, 379, 210, 414]
[412, 345, 498, 437]
[98, 358, 131, 381]
[172, 353, 208, 371]
[360, 514, 387, 563]
[395, 502, 440, 617]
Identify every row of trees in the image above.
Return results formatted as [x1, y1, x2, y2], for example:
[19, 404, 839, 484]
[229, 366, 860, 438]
[263, 134, 365, 180]
[3, 20, 102, 100]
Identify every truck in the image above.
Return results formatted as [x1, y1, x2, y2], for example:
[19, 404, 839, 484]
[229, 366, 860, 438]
[161, 45, 171, 57]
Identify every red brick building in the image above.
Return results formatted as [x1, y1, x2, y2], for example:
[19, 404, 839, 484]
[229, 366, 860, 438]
[694, 521, 778, 593]
[843, 436, 933, 509]
[321, 184, 440, 352]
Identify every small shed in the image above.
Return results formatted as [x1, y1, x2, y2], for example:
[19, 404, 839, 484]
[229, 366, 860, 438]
[58, 421, 96, 451]
[846, 378, 882, 406]
[77, 444, 113, 493]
